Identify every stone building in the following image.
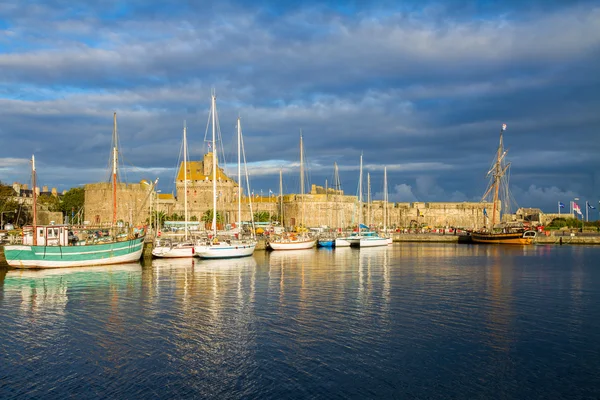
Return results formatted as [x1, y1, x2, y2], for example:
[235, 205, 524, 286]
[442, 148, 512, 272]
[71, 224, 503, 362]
[84, 182, 153, 226]
[83, 151, 503, 230]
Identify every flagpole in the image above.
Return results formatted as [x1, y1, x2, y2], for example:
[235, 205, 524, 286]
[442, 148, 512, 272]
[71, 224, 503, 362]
[586, 201, 589, 222]
[558, 201, 560, 216]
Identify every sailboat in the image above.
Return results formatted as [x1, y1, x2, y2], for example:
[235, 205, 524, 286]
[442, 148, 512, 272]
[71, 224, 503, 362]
[471, 124, 536, 245]
[4, 114, 146, 268]
[268, 133, 317, 250]
[383, 166, 393, 244]
[194, 93, 256, 259]
[336, 154, 364, 247]
[152, 122, 196, 258]
[317, 168, 337, 248]
[358, 169, 388, 247]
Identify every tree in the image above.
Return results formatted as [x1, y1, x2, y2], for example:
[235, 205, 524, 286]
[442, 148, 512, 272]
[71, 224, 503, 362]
[0, 182, 25, 226]
[201, 209, 223, 223]
[60, 187, 85, 219]
[38, 194, 61, 212]
[253, 211, 271, 222]
[147, 210, 166, 228]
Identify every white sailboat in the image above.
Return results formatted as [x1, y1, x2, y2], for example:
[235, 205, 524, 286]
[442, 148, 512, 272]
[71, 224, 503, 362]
[152, 121, 196, 258]
[359, 167, 389, 248]
[268, 133, 317, 250]
[194, 92, 256, 259]
[383, 166, 393, 244]
[345, 153, 365, 247]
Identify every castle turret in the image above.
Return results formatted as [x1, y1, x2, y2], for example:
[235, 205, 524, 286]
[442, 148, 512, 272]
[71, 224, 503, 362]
[203, 152, 214, 176]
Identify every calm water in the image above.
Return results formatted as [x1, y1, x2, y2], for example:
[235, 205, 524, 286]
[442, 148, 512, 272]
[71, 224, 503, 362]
[1, 243, 599, 399]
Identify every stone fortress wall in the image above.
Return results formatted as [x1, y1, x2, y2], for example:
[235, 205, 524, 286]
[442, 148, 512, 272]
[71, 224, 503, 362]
[84, 152, 509, 230]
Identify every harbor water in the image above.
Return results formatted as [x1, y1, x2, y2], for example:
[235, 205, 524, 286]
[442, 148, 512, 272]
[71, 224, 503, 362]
[1, 243, 599, 399]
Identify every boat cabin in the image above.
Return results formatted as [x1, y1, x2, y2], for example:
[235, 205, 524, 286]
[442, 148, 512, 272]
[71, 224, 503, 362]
[23, 224, 73, 246]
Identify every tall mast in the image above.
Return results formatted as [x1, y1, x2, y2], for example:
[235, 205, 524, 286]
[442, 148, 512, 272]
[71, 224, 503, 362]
[32, 155, 37, 246]
[211, 91, 217, 236]
[491, 125, 505, 228]
[112, 112, 118, 226]
[384, 166, 387, 233]
[183, 121, 188, 240]
[279, 168, 283, 228]
[300, 131, 304, 227]
[334, 162, 341, 229]
[237, 117, 242, 229]
[358, 153, 363, 228]
[367, 172, 371, 228]
[325, 178, 329, 228]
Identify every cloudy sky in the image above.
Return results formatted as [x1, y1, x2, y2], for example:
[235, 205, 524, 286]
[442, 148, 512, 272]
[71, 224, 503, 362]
[1, 0, 599, 213]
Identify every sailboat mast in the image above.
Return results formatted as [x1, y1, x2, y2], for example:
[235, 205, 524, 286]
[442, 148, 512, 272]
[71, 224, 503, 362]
[367, 172, 371, 228]
[279, 168, 283, 228]
[384, 166, 387, 233]
[112, 112, 118, 226]
[32, 155, 37, 246]
[491, 126, 504, 228]
[211, 91, 217, 236]
[237, 117, 242, 229]
[358, 153, 363, 228]
[300, 132, 304, 227]
[183, 121, 188, 240]
[334, 162, 340, 229]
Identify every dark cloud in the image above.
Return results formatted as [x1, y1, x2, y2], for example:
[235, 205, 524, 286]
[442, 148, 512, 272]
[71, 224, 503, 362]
[0, 0, 599, 212]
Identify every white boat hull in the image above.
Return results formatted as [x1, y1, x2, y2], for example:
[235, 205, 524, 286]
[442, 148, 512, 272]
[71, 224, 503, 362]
[359, 237, 389, 247]
[194, 242, 256, 259]
[268, 238, 317, 250]
[334, 238, 351, 247]
[152, 244, 196, 258]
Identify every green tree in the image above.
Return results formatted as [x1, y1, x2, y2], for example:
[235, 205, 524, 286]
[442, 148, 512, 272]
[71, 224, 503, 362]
[147, 211, 166, 228]
[60, 187, 85, 219]
[253, 211, 271, 222]
[38, 194, 61, 212]
[201, 209, 223, 223]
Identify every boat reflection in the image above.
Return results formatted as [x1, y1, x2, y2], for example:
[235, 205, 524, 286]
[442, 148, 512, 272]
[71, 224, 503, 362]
[195, 256, 257, 273]
[3, 263, 142, 316]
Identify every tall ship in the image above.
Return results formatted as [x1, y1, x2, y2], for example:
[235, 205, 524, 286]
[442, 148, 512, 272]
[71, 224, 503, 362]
[4, 114, 146, 268]
[471, 124, 536, 245]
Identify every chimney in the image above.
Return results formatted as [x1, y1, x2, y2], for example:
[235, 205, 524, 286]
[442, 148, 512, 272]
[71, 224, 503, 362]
[12, 182, 20, 195]
[23, 184, 28, 190]
[52, 188, 58, 196]
[35, 187, 40, 195]
[42, 185, 48, 193]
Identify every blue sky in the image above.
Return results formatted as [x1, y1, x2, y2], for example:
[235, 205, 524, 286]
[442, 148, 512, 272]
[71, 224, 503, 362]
[1, 0, 599, 213]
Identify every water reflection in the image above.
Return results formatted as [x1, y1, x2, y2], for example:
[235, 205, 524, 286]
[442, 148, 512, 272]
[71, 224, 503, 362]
[1, 244, 599, 399]
[3, 263, 142, 316]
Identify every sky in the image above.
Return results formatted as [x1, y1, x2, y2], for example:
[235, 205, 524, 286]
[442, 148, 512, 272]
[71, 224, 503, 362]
[1, 0, 599, 214]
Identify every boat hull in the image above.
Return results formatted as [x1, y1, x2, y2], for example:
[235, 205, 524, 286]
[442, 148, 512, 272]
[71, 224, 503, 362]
[317, 239, 335, 248]
[194, 242, 256, 259]
[359, 237, 389, 247]
[4, 237, 145, 269]
[471, 232, 533, 245]
[268, 238, 317, 250]
[152, 244, 195, 258]
[334, 238, 351, 247]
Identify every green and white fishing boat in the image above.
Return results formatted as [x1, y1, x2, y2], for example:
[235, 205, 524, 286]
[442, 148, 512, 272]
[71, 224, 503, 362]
[4, 114, 146, 269]
[4, 224, 145, 269]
